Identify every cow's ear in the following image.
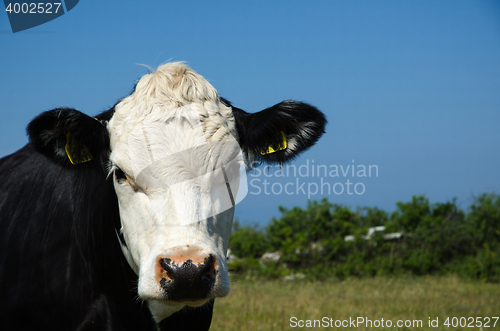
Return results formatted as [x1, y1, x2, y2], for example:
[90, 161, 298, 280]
[27, 107, 109, 165]
[229, 100, 326, 165]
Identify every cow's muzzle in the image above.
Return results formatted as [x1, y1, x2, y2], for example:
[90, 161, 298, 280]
[157, 254, 217, 301]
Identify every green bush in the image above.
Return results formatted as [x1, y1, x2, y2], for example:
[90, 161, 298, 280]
[228, 193, 500, 281]
[228, 221, 270, 259]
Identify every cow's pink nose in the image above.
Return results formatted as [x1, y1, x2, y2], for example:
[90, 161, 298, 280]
[156, 254, 217, 301]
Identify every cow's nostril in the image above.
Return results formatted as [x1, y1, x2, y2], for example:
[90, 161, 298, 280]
[159, 258, 175, 276]
[158, 254, 217, 301]
[200, 255, 213, 272]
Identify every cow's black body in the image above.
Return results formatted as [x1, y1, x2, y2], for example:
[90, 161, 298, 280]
[0, 108, 215, 331]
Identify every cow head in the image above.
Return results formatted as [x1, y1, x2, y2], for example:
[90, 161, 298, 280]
[27, 62, 326, 323]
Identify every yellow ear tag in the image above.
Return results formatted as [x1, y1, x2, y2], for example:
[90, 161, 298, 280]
[65, 132, 93, 164]
[260, 131, 287, 155]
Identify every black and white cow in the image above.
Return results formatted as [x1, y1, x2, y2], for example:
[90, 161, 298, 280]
[0, 62, 326, 330]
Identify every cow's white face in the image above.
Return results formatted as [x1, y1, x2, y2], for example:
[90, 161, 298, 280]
[107, 63, 245, 321]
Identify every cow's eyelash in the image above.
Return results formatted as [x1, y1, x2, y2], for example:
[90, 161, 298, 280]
[106, 162, 117, 179]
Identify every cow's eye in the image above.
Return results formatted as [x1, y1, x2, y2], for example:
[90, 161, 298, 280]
[114, 168, 127, 182]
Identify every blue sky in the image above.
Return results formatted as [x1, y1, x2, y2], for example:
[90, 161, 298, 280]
[1, 0, 499, 225]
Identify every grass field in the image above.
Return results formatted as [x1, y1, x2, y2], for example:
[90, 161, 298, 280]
[211, 276, 500, 330]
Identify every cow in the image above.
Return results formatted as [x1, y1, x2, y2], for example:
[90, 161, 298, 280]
[0, 62, 326, 330]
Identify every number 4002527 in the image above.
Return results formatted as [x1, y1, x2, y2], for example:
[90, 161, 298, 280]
[5, 2, 62, 14]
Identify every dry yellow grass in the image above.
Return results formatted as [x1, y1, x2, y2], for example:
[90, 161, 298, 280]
[211, 276, 500, 330]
